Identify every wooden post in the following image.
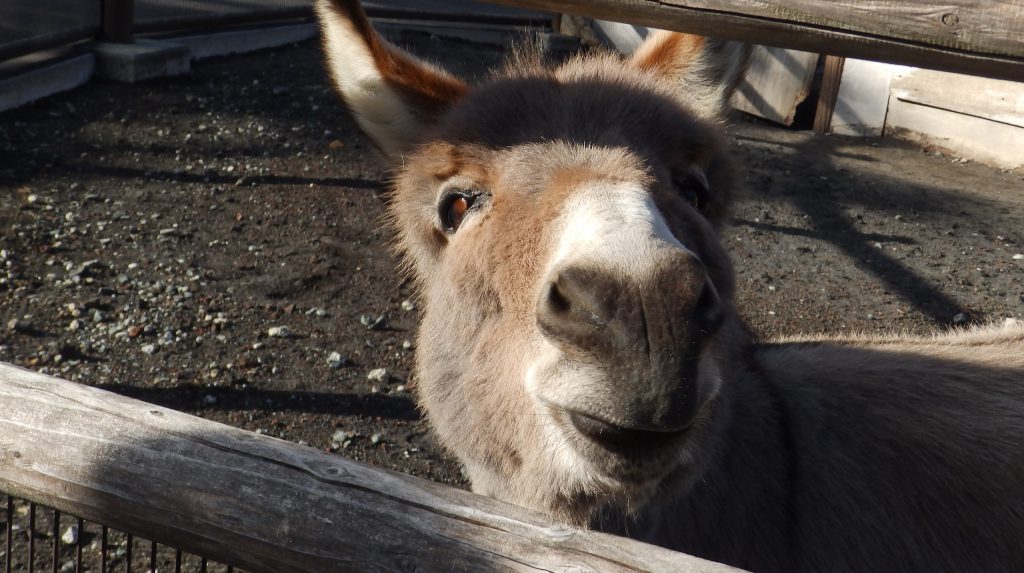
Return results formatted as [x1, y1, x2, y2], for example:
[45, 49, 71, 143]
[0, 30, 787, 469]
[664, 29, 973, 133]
[551, 12, 564, 34]
[0, 362, 746, 573]
[101, 0, 135, 43]
[476, 0, 1024, 81]
[813, 56, 846, 134]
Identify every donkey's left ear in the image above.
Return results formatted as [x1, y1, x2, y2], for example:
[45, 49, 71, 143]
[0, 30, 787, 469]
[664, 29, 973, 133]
[630, 31, 751, 120]
[316, 0, 467, 161]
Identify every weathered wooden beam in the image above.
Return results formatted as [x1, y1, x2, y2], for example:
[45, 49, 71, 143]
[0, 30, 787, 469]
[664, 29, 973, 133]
[813, 55, 846, 134]
[478, 0, 1024, 81]
[0, 362, 745, 573]
[100, 0, 134, 43]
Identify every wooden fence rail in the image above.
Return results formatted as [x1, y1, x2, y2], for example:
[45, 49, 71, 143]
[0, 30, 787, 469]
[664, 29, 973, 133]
[0, 362, 744, 573]
[481, 0, 1024, 81]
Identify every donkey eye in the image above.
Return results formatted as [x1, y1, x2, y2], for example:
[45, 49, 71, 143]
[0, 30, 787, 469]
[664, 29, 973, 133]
[672, 171, 710, 213]
[439, 190, 477, 232]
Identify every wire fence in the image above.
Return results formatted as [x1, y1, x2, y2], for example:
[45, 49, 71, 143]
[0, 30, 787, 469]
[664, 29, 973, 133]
[133, 0, 312, 35]
[2, 494, 238, 573]
[0, 0, 550, 64]
[0, 1, 100, 62]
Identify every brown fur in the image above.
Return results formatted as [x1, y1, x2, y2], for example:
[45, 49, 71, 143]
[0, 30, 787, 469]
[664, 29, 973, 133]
[317, 2, 1024, 571]
[323, 0, 466, 112]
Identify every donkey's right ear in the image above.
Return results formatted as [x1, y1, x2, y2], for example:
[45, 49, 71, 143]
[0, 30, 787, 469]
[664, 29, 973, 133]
[315, 0, 467, 160]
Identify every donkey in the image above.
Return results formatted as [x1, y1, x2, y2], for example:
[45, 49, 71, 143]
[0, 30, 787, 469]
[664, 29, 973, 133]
[316, 1, 1024, 571]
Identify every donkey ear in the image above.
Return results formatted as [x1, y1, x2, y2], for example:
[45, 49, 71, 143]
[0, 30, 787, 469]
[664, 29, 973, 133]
[315, 0, 467, 160]
[630, 31, 751, 120]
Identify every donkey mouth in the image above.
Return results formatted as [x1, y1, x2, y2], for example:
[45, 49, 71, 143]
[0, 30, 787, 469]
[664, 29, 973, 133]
[567, 410, 693, 452]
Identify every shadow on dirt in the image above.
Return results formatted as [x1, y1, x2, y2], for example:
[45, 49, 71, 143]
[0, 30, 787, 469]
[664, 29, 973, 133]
[96, 383, 420, 420]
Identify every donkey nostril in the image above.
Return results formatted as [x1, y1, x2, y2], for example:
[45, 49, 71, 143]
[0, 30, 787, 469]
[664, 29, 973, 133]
[537, 267, 615, 348]
[695, 281, 725, 334]
[546, 281, 571, 314]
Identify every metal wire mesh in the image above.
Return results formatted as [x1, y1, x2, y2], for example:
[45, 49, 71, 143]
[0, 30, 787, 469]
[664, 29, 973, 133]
[0, 1, 99, 61]
[1, 494, 238, 573]
[134, 0, 312, 28]
[132, 0, 550, 32]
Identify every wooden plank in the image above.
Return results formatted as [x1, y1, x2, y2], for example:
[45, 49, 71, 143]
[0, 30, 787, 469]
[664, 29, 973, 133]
[813, 56, 846, 134]
[477, 0, 1024, 81]
[829, 60, 908, 137]
[891, 69, 1024, 129]
[732, 46, 819, 126]
[0, 362, 746, 573]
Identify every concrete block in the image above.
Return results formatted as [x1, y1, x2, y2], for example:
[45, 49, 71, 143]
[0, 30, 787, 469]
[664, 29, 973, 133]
[170, 23, 318, 60]
[94, 39, 190, 83]
[0, 54, 95, 113]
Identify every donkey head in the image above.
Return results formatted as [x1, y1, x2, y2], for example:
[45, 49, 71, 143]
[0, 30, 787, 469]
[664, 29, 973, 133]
[318, 0, 751, 524]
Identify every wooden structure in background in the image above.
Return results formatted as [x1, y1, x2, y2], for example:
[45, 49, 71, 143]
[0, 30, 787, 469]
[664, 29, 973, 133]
[732, 46, 819, 126]
[483, 0, 1024, 81]
[0, 363, 745, 573]
[813, 56, 847, 134]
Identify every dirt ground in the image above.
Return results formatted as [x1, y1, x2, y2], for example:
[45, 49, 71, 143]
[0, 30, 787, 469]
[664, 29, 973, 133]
[1, 32, 1023, 567]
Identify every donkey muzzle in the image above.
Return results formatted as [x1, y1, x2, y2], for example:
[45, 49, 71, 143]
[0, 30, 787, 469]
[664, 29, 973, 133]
[536, 250, 723, 445]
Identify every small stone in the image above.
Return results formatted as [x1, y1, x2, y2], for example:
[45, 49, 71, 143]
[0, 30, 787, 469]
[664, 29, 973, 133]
[1013, 254, 1023, 260]
[327, 351, 348, 369]
[953, 313, 967, 324]
[394, 385, 407, 393]
[203, 394, 218, 405]
[7, 318, 22, 332]
[360, 314, 387, 330]
[140, 343, 157, 355]
[370, 433, 383, 445]
[69, 259, 104, 279]
[401, 339, 413, 350]
[127, 325, 142, 338]
[61, 524, 79, 545]
[367, 368, 388, 382]
[332, 430, 348, 444]
[400, 299, 416, 311]
[267, 325, 292, 338]
[68, 319, 80, 332]
[328, 139, 345, 150]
